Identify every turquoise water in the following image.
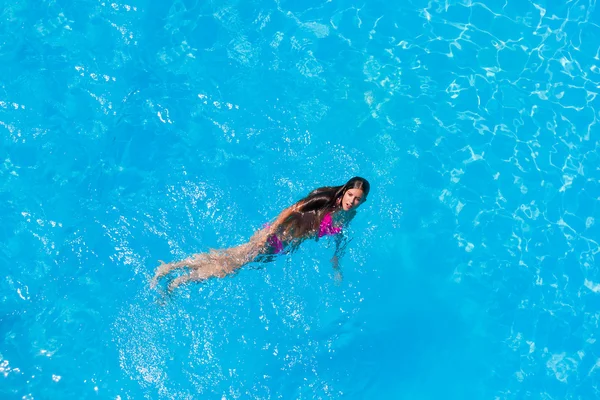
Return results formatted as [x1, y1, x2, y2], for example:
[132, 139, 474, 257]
[2, 0, 600, 398]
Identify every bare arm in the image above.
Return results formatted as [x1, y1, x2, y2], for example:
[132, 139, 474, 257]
[331, 234, 350, 281]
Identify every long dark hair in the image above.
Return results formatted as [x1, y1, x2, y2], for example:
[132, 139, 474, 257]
[283, 177, 370, 238]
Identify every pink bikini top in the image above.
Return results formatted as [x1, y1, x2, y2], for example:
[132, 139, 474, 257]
[318, 212, 342, 237]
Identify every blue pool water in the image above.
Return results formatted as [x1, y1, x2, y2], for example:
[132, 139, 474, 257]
[2, 0, 600, 398]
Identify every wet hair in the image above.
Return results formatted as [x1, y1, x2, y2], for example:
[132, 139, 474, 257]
[282, 177, 370, 238]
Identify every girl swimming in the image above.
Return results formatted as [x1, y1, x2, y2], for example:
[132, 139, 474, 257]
[151, 177, 370, 291]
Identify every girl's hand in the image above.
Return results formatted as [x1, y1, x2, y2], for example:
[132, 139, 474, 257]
[331, 255, 343, 283]
[333, 269, 343, 284]
[331, 255, 339, 270]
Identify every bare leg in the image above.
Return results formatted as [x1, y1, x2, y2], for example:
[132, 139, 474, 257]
[167, 268, 217, 292]
[167, 274, 194, 292]
[153, 229, 272, 291]
[151, 257, 195, 288]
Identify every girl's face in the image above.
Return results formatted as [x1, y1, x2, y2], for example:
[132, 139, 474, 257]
[341, 188, 365, 211]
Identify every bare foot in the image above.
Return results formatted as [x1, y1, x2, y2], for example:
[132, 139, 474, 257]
[150, 260, 168, 289]
[168, 274, 193, 292]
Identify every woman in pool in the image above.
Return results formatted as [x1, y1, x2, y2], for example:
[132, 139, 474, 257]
[151, 177, 370, 291]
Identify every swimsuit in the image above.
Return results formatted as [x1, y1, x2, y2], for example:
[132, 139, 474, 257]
[266, 212, 341, 254]
[318, 212, 342, 237]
